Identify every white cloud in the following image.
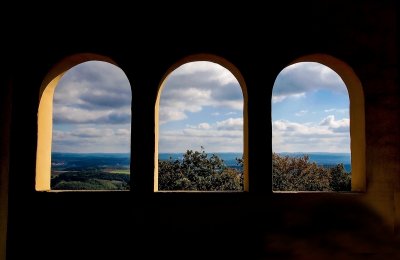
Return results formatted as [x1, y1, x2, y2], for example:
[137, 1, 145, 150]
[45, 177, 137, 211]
[295, 110, 308, 116]
[53, 61, 131, 123]
[182, 129, 242, 138]
[158, 62, 244, 152]
[54, 61, 131, 110]
[272, 118, 350, 153]
[217, 100, 243, 110]
[211, 112, 237, 116]
[273, 120, 331, 136]
[158, 117, 243, 153]
[70, 128, 114, 138]
[160, 87, 211, 111]
[159, 61, 243, 124]
[115, 128, 130, 136]
[320, 115, 350, 133]
[52, 61, 133, 153]
[216, 118, 243, 130]
[225, 112, 237, 115]
[272, 62, 347, 103]
[54, 106, 131, 124]
[159, 109, 187, 124]
[159, 131, 242, 153]
[171, 61, 237, 86]
[272, 92, 306, 103]
[198, 123, 211, 129]
[54, 106, 107, 123]
[324, 108, 349, 113]
[52, 125, 130, 153]
[271, 95, 286, 103]
[159, 87, 212, 124]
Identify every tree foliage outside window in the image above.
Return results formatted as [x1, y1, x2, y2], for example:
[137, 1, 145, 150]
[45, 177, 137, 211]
[159, 149, 243, 191]
[158, 149, 350, 191]
[272, 153, 351, 191]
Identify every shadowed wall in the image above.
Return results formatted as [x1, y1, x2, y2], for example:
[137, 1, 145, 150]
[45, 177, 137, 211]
[1, 1, 398, 259]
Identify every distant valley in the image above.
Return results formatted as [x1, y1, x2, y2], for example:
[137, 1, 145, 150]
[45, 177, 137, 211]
[50, 152, 351, 190]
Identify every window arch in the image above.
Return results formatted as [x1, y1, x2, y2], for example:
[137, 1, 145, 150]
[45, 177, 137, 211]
[36, 54, 132, 191]
[155, 54, 248, 192]
[272, 54, 365, 192]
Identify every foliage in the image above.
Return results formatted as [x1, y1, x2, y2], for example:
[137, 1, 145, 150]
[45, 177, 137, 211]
[51, 171, 130, 190]
[272, 153, 351, 191]
[329, 163, 351, 191]
[51, 151, 350, 191]
[158, 149, 243, 191]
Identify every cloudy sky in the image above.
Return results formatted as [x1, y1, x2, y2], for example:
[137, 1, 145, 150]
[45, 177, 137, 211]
[51, 60, 349, 154]
[159, 61, 244, 153]
[52, 61, 131, 153]
[272, 62, 350, 153]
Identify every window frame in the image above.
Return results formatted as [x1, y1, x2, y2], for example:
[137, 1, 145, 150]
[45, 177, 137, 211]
[35, 53, 128, 191]
[272, 54, 365, 192]
[154, 54, 249, 192]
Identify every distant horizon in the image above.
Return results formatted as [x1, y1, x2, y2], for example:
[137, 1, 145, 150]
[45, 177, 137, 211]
[52, 151, 130, 154]
[52, 151, 243, 155]
[52, 151, 350, 155]
[51, 151, 351, 171]
[277, 151, 350, 154]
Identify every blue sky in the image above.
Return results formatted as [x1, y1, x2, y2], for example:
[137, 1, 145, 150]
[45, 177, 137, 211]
[51, 60, 349, 154]
[52, 61, 131, 153]
[272, 62, 350, 153]
[158, 61, 244, 153]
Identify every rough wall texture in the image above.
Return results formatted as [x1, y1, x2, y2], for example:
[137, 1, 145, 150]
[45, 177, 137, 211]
[0, 77, 11, 260]
[1, 1, 398, 259]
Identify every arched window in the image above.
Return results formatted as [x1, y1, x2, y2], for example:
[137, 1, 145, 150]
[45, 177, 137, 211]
[272, 54, 365, 192]
[36, 55, 132, 191]
[155, 55, 248, 192]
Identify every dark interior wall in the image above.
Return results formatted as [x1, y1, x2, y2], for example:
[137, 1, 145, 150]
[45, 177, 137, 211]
[2, 1, 399, 259]
[0, 65, 11, 260]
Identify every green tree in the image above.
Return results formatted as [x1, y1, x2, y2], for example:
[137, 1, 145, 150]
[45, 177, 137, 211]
[272, 153, 351, 191]
[158, 149, 243, 191]
[52, 170, 130, 190]
[329, 163, 351, 191]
